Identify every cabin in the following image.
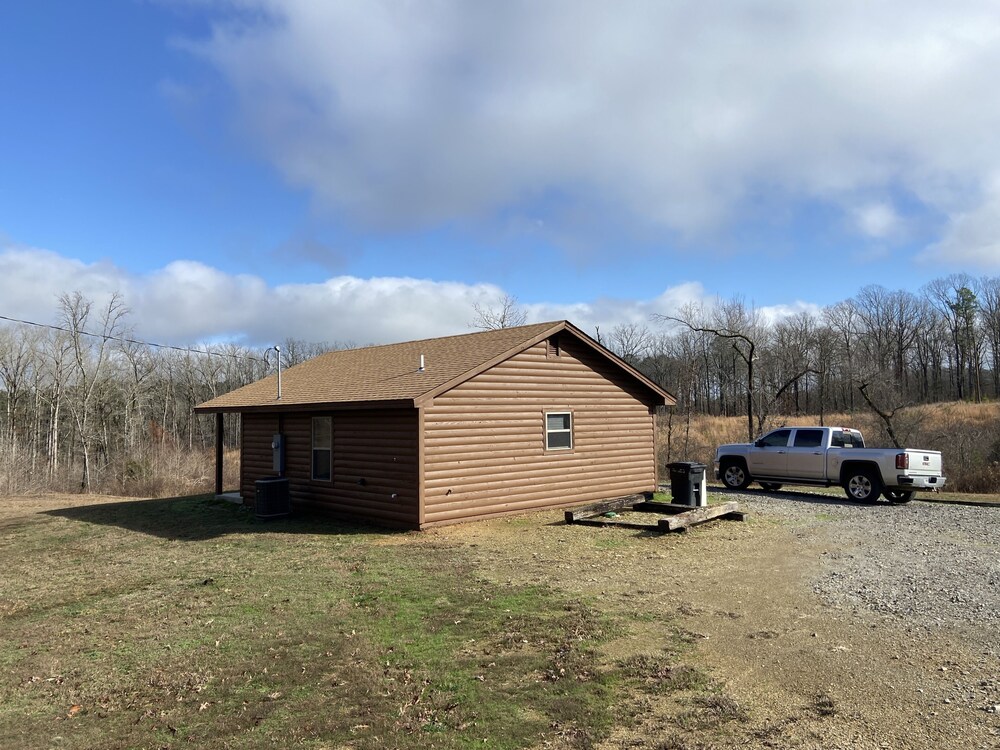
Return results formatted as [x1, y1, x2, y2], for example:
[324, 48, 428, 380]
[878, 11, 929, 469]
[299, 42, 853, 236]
[194, 320, 675, 529]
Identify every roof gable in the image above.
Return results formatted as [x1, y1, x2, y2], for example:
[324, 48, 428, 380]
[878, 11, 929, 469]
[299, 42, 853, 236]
[195, 320, 674, 412]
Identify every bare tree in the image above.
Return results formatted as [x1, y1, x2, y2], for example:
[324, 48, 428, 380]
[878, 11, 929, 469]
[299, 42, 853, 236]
[471, 294, 527, 330]
[654, 298, 764, 441]
[978, 276, 1000, 397]
[608, 322, 653, 365]
[60, 291, 129, 491]
[924, 274, 982, 401]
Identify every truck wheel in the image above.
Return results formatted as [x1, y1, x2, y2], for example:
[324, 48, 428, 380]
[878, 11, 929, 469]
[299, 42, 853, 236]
[759, 482, 783, 492]
[720, 460, 752, 490]
[883, 489, 915, 504]
[843, 469, 882, 503]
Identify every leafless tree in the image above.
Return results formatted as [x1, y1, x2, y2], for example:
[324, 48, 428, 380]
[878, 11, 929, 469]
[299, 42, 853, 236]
[59, 291, 129, 491]
[924, 274, 983, 401]
[608, 322, 653, 365]
[978, 276, 1000, 398]
[654, 298, 764, 442]
[471, 293, 528, 330]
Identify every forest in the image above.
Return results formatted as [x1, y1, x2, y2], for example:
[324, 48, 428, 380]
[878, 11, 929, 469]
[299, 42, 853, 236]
[1, 273, 998, 496]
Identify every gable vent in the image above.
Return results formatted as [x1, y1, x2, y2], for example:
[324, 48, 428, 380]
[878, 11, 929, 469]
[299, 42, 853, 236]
[547, 336, 561, 358]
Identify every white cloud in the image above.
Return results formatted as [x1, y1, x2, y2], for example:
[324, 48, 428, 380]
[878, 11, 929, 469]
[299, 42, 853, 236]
[178, 0, 1000, 248]
[0, 244, 717, 346]
[757, 302, 825, 326]
[918, 174, 1000, 268]
[854, 202, 901, 239]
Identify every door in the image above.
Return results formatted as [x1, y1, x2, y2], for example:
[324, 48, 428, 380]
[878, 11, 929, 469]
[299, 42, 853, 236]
[748, 429, 791, 477]
[786, 428, 826, 479]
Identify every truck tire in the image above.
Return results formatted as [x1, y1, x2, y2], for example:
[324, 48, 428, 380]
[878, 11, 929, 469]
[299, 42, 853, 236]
[842, 467, 882, 503]
[759, 482, 783, 492]
[720, 459, 752, 490]
[883, 489, 915, 504]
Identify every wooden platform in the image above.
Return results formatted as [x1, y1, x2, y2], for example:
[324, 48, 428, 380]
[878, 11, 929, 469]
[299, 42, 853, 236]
[564, 493, 745, 533]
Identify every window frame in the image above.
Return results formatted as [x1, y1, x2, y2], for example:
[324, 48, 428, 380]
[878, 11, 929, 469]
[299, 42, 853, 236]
[311, 415, 332, 481]
[756, 429, 791, 448]
[544, 411, 574, 451]
[792, 429, 824, 448]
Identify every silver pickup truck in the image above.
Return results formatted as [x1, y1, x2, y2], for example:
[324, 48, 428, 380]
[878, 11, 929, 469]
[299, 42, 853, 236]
[714, 426, 946, 504]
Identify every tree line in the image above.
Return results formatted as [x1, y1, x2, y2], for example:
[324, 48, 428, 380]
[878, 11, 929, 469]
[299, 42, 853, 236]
[597, 273, 1000, 444]
[0, 292, 342, 496]
[1, 272, 997, 496]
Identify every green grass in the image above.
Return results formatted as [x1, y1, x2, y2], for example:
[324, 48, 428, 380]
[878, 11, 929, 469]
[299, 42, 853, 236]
[0, 495, 630, 750]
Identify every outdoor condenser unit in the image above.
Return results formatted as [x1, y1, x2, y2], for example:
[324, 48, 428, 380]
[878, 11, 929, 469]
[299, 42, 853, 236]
[255, 477, 290, 519]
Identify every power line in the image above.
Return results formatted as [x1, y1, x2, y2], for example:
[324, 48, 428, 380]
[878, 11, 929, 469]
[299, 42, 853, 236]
[0, 313, 267, 362]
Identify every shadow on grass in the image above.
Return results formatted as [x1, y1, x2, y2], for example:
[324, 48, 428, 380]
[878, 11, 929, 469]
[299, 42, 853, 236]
[44, 494, 403, 541]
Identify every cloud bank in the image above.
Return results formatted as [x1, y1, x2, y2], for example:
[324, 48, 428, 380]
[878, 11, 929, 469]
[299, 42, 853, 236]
[1, 243, 754, 347]
[181, 0, 1000, 262]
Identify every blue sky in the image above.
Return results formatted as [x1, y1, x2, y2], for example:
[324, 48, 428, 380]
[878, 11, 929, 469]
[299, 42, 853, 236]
[2, 1, 1000, 346]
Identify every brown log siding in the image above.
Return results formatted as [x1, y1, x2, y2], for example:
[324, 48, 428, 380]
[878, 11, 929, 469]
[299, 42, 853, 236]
[240, 413, 278, 501]
[423, 338, 656, 526]
[241, 408, 419, 527]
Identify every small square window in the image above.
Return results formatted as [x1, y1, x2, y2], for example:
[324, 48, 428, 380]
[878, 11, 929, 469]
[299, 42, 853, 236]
[545, 412, 573, 450]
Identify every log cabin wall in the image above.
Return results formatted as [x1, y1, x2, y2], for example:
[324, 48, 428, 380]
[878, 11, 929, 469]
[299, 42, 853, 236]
[240, 413, 278, 502]
[422, 336, 657, 526]
[240, 408, 420, 527]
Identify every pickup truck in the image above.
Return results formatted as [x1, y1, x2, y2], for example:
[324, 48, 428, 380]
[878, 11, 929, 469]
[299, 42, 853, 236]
[714, 426, 946, 504]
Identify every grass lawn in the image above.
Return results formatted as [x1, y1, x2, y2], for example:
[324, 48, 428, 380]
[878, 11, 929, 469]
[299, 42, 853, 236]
[0, 494, 713, 750]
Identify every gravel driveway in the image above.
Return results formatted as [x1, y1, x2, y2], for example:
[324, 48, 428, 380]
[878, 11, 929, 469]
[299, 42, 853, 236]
[707, 488, 1000, 743]
[718, 490, 1000, 631]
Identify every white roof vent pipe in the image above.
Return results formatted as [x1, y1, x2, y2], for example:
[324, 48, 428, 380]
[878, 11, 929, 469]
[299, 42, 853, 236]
[265, 344, 282, 400]
[418, 354, 425, 373]
[275, 344, 282, 400]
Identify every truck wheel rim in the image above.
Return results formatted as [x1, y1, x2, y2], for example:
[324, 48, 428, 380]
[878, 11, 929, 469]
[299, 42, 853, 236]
[849, 476, 871, 498]
[724, 466, 744, 486]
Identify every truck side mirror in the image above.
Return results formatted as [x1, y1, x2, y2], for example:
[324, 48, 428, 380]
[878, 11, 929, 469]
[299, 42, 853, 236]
[754, 440, 765, 448]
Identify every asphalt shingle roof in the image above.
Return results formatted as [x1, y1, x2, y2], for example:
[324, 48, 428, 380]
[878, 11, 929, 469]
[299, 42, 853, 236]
[195, 321, 565, 412]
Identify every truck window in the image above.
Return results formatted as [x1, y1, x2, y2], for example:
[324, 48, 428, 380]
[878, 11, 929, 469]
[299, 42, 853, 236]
[832, 430, 864, 448]
[793, 429, 824, 448]
[758, 429, 791, 447]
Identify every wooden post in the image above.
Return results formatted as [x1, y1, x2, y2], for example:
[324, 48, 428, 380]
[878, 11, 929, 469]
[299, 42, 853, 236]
[657, 501, 743, 532]
[215, 412, 224, 496]
[564, 493, 648, 523]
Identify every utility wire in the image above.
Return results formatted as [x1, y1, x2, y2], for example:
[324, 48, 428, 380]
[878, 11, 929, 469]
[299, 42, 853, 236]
[0, 313, 267, 362]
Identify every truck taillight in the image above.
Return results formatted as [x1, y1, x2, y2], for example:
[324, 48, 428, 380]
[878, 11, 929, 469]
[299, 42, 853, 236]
[895, 453, 909, 470]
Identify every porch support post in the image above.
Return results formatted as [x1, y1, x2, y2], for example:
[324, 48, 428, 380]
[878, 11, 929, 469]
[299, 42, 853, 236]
[215, 412, 224, 496]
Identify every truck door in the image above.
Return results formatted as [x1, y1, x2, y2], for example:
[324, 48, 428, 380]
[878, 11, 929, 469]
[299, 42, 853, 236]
[786, 428, 826, 479]
[748, 429, 791, 477]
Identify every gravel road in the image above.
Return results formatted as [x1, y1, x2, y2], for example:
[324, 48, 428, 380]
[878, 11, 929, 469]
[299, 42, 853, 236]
[718, 490, 1000, 631]
[708, 488, 1000, 742]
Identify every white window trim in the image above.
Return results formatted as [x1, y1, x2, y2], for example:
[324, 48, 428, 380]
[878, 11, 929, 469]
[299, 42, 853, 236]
[311, 416, 332, 481]
[544, 411, 573, 451]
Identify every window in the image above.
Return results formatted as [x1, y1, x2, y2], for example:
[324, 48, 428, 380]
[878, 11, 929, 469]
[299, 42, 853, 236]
[312, 416, 332, 481]
[793, 429, 824, 448]
[545, 412, 573, 450]
[757, 429, 791, 448]
[832, 430, 864, 449]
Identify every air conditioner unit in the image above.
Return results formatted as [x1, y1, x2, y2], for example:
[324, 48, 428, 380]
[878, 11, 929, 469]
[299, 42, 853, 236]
[255, 477, 291, 519]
